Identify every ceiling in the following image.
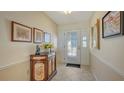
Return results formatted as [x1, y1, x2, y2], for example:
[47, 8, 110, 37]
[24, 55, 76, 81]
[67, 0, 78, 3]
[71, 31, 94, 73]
[44, 11, 94, 25]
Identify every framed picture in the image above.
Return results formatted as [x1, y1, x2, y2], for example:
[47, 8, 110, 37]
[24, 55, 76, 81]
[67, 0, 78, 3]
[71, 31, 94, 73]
[90, 19, 100, 49]
[45, 32, 51, 43]
[11, 21, 32, 42]
[33, 28, 44, 43]
[102, 11, 124, 38]
[90, 27, 94, 48]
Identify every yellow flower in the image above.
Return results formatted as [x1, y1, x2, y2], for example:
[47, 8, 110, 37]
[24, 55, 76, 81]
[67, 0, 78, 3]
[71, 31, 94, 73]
[41, 43, 54, 49]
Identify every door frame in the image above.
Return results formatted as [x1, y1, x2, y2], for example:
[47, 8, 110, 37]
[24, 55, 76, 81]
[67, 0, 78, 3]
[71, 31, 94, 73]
[59, 29, 89, 65]
[63, 30, 81, 65]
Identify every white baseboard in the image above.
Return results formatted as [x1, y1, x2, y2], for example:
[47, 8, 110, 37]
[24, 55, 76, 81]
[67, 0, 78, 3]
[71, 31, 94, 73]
[91, 71, 98, 81]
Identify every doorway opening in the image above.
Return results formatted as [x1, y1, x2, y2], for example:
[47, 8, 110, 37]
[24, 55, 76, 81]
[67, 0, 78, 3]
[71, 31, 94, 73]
[63, 30, 89, 66]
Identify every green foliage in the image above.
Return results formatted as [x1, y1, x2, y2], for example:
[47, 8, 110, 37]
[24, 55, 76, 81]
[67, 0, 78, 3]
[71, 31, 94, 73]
[41, 43, 54, 49]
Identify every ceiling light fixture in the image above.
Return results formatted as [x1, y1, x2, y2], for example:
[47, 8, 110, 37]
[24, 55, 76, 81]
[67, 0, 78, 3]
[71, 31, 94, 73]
[64, 11, 72, 15]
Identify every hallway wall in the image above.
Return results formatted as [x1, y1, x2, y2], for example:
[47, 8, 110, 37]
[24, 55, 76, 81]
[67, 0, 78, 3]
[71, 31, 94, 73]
[0, 12, 57, 80]
[90, 12, 124, 80]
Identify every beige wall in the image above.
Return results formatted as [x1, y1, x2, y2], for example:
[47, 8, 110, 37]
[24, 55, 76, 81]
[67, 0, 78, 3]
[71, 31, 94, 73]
[0, 11, 57, 80]
[0, 61, 30, 81]
[90, 12, 124, 80]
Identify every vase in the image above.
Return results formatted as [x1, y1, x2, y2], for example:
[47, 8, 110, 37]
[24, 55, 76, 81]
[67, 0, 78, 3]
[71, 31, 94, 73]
[44, 48, 50, 54]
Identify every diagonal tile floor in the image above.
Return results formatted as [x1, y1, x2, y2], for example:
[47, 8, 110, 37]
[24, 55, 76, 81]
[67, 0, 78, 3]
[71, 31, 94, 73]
[51, 63, 96, 81]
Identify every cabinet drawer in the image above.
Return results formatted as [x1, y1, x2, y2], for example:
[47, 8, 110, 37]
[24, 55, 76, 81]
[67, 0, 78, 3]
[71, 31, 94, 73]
[31, 56, 47, 60]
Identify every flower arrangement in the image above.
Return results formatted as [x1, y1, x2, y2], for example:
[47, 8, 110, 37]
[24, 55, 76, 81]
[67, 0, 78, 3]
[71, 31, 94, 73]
[41, 42, 54, 49]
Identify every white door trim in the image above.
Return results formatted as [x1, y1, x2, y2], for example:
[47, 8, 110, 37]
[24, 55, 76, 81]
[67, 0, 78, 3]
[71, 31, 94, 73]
[63, 30, 81, 65]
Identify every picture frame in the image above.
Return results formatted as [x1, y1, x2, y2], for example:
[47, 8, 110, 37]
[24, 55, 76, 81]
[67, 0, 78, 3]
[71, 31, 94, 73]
[44, 32, 51, 43]
[102, 11, 124, 38]
[90, 19, 100, 49]
[33, 28, 44, 43]
[11, 21, 32, 42]
[90, 27, 94, 48]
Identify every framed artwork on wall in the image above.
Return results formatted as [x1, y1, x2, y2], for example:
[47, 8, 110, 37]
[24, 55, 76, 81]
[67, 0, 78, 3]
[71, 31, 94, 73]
[11, 21, 32, 42]
[45, 32, 51, 43]
[90, 19, 100, 49]
[90, 27, 94, 48]
[33, 28, 44, 43]
[102, 11, 124, 38]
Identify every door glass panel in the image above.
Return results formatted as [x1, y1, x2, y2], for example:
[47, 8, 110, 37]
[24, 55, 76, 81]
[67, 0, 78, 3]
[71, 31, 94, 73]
[83, 36, 87, 41]
[67, 32, 77, 57]
[82, 36, 87, 48]
[83, 41, 87, 47]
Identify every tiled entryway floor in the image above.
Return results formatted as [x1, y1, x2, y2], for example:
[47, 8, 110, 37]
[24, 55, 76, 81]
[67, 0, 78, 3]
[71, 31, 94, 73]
[51, 63, 95, 81]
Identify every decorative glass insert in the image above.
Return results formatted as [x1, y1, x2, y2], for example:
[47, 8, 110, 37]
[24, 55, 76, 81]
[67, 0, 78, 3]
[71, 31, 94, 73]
[82, 36, 87, 47]
[67, 32, 77, 57]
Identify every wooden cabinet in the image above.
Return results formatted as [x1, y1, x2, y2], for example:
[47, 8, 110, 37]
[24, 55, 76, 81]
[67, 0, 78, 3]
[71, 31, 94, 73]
[30, 53, 56, 81]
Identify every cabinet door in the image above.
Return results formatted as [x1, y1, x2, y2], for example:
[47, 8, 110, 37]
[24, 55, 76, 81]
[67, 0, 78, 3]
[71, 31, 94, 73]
[48, 59, 52, 76]
[52, 56, 55, 72]
[33, 62, 45, 80]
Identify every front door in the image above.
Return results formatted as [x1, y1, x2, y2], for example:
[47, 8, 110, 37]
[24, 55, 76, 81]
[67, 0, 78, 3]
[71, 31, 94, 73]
[64, 31, 81, 65]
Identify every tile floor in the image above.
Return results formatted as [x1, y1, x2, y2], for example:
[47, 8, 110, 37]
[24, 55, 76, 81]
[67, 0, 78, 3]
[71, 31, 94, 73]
[51, 63, 95, 81]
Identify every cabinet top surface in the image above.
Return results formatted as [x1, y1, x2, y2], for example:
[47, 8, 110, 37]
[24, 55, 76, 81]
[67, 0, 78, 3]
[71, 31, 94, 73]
[31, 52, 55, 57]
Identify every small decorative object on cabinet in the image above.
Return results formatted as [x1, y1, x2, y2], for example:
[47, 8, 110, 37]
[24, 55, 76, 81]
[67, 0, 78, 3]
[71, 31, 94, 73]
[35, 45, 40, 55]
[30, 52, 57, 81]
[40, 42, 54, 54]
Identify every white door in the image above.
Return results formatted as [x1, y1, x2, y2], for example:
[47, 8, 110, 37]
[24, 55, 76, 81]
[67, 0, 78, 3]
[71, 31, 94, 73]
[63, 30, 89, 65]
[64, 31, 81, 64]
